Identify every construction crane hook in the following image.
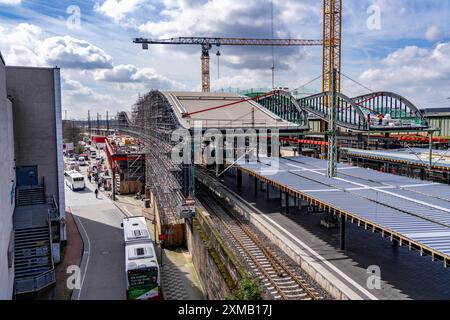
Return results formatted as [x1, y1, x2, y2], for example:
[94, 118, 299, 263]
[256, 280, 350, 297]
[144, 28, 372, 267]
[216, 50, 221, 80]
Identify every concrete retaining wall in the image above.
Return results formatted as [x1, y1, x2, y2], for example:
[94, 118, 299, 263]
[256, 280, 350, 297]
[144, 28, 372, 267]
[185, 205, 245, 300]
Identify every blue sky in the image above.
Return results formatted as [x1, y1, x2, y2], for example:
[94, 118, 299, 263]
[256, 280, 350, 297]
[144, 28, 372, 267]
[0, 0, 449, 118]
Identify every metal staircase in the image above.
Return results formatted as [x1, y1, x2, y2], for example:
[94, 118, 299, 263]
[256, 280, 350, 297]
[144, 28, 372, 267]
[127, 155, 144, 181]
[16, 185, 46, 206]
[115, 172, 121, 194]
[13, 183, 56, 297]
[14, 225, 55, 296]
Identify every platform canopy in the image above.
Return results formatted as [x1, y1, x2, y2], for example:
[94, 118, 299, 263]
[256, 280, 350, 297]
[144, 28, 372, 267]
[235, 155, 450, 267]
[162, 91, 306, 131]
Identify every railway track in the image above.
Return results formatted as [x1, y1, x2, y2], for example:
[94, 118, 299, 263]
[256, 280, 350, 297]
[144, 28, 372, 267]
[196, 184, 325, 300]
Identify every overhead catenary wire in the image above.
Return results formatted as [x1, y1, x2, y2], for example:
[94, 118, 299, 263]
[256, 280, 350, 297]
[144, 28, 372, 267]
[292, 75, 322, 93]
[341, 72, 375, 94]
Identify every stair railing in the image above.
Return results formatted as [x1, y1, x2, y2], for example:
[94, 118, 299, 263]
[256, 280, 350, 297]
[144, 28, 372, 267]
[14, 270, 56, 296]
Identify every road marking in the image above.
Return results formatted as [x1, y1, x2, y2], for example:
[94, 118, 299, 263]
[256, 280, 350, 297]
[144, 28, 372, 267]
[122, 207, 132, 217]
[74, 212, 91, 300]
[401, 183, 439, 188]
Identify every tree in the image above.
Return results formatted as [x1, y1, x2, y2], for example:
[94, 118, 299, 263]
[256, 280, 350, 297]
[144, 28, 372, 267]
[63, 120, 82, 145]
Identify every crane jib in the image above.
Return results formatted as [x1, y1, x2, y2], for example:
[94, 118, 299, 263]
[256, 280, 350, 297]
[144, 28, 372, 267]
[133, 37, 323, 47]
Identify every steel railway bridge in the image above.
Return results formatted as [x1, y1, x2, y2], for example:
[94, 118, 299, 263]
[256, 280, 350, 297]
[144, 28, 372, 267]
[254, 90, 429, 132]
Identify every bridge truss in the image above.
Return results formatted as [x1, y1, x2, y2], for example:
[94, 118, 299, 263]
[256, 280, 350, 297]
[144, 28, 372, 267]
[254, 90, 429, 132]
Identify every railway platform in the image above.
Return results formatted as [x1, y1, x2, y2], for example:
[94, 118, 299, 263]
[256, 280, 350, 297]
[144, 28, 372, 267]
[213, 158, 450, 299]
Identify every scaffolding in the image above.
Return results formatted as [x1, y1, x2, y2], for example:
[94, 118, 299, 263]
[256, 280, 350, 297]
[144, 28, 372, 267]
[126, 91, 193, 225]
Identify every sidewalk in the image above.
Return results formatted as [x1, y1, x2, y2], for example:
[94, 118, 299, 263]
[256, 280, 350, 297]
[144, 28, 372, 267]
[55, 210, 83, 300]
[113, 194, 205, 300]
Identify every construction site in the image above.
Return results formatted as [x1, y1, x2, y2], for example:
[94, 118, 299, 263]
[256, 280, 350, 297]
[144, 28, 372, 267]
[3, 0, 448, 304]
[60, 0, 449, 302]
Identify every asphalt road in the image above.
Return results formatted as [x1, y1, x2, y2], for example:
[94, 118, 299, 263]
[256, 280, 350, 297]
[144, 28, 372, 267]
[66, 169, 126, 300]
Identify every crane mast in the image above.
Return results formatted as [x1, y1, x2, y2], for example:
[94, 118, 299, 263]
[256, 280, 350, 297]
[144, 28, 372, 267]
[201, 44, 212, 93]
[323, 0, 342, 178]
[322, 0, 342, 93]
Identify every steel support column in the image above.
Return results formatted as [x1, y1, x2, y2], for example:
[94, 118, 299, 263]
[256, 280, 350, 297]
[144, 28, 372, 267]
[285, 192, 290, 214]
[327, 68, 338, 178]
[340, 214, 346, 250]
[237, 169, 242, 189]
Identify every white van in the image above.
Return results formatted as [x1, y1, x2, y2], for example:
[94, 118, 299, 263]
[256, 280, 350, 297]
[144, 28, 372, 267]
[65, 171, 86, 191]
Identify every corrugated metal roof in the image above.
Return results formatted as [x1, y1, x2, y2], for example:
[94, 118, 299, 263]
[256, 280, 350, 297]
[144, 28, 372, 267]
[343, 148, 450, 169]
[236, 156, 450, 260]
[162, 91, 302, 130]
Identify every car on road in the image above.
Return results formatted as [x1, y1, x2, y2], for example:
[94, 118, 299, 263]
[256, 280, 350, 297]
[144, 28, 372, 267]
[68, 160, 79, 171]
[78, 157, 87, 166]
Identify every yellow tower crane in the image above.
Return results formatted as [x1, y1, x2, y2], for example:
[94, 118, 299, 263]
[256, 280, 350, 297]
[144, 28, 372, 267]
[323, 0, 342, 94]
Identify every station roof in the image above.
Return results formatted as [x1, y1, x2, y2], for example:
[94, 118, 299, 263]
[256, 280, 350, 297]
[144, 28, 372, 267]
[162, 91, 302, 130]
[235, 155, 450, 266]
[343, 148, 450, 171]
[421, 108, 450, 117]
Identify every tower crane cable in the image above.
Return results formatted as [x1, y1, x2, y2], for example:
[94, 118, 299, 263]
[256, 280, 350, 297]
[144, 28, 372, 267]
[340, 72, 375, 94]
[291, 75, 322, 93]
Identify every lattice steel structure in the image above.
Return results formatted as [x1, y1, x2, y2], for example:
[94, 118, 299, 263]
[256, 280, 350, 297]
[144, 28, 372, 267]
[322, 0, 342, 94]
[201, 44, 211, 93]
[253, 90, 309, 126]
[116, 91, 193, 225]
[298, 91, 429, 132]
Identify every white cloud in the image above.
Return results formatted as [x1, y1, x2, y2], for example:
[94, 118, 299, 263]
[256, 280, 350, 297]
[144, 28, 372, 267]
[61, 76, 128, 117]
[0, 23, 113, 69]
[138, 0, 270, 37]
[425, 25, 441, 41]
[0, 0, 21, 5]
[63, 78, 96, 96]
[43, 36, 113, 69]
[94, 0, 151, 23]
[359, 42, 450, 107]
[94, 64, 185, 89]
